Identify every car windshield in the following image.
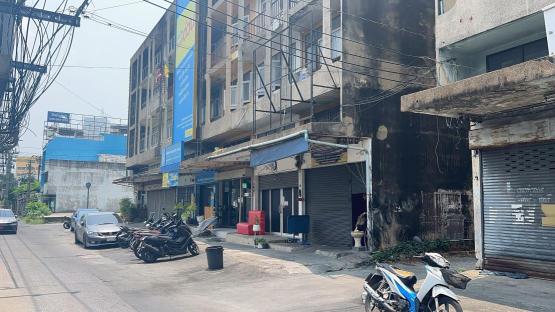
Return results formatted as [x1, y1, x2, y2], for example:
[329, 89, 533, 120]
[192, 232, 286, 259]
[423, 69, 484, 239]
[0, 210, 14, 217]
[86, 214, 122, 225]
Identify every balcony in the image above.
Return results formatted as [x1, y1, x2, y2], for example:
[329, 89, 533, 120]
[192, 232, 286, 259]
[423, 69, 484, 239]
[401, 57, 555, 119]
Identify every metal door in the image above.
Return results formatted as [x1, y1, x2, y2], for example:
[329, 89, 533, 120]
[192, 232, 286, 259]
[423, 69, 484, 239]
[482, 142, 555, 277]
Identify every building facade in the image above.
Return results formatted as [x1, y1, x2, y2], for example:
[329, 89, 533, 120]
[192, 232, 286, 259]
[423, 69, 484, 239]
[170, 0, 472, 249]
[402, 0, 555, 278]
[125, 0, 473, 249]
[14, 155, 40, 182]
[123, 3, 183, 215]
[41, 112, 132, 212]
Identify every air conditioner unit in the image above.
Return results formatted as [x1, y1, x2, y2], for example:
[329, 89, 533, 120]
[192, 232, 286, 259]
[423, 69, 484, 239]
[257, 89, 265, 97]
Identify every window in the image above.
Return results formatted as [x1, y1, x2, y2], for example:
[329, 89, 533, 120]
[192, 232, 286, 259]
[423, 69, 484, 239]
[290, 41, 301, 71]
[142, 47, 150, 78]
[169, 26, 176, 51]
[128, 129, 135, 157]
[230, 80, 238, 110]
[232, 20, 240, 47]
[131, 60, 138, 90]
[304, 28, 322, 73]
[139, 125, 146, 153]
[331, 15, 342, 61]
[486, 38, 548, 72]
[242, 71, 251, 103]
[211, 84, 224, 120]
[154, 48, 162, 67]
[130, 93, 137, 126]
[140, 88, 148, 109]
[271, 54, 281, 91]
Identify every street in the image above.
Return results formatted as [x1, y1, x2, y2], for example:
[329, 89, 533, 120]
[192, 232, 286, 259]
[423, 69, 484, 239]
[1, 224, 555, 312]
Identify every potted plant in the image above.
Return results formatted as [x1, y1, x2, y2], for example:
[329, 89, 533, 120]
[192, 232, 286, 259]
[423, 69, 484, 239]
[254, 238, 269, 249]
[252, 215, 261, 233]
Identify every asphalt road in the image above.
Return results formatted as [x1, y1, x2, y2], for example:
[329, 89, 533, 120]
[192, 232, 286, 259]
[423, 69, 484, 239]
[0, 223, 363, 312]
[2, 223, 555, 312]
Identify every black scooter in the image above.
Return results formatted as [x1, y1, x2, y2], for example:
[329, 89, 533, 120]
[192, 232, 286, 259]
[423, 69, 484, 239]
[136, 217, 217, 263]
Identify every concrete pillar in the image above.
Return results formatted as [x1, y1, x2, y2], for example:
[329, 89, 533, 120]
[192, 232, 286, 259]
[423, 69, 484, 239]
[251, 171, 259, 211]
[321, 0, 332, 59]
[471, 149, 483, 268]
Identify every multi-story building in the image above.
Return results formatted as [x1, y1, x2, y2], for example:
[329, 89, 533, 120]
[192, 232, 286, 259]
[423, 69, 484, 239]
[402, 0, 555, 278]
[14, 155, 40, 182]
[40, 112, 132, 212]
[124, 3, 183, 213]
[170, 0, 472, 249]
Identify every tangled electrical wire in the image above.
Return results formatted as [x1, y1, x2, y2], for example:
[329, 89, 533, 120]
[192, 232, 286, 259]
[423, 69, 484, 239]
[0, 0, 90, 153]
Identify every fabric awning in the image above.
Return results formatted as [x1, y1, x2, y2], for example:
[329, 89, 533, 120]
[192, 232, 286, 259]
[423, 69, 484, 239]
[250, 135, 309, 167]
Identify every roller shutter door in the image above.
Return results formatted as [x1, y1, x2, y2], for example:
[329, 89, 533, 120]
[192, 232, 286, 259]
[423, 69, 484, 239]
[482, 142, 555, 277]
[259, 171, 298, 190]
[146, 189, 176, 217]
[306, 165, 352, 247]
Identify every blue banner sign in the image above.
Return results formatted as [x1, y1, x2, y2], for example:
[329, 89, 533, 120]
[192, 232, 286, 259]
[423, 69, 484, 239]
[168, 172, 179, 187]
[160, 142, 184, 173]
[173, 0, 196, 143]
[47, 111, 70, 124]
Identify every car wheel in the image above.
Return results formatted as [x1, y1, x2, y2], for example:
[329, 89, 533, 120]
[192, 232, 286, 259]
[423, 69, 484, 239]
[83, 235, 89, 249]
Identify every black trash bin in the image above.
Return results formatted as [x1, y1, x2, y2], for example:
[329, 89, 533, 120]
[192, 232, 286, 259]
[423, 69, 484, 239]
[206, 246, 224, 270]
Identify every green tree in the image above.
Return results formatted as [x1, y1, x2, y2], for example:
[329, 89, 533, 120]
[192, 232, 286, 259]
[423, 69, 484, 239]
[24, 201, 51, 224]
[119, 198, 137, 221]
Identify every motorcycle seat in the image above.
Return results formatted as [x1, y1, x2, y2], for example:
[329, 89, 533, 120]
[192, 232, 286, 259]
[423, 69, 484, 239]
[377, 263, 417, 288]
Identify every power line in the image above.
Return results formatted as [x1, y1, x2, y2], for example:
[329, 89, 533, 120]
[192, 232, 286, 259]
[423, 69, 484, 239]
[208, 0, 434, 66]
[179, 0, 435, 74]
[143, 0, 434, 87]
[92, 1, 143, 12]
[53, 80, 115, 117]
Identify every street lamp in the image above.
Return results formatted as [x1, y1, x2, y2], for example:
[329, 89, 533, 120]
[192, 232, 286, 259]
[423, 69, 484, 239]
[85, 182, 91, 208]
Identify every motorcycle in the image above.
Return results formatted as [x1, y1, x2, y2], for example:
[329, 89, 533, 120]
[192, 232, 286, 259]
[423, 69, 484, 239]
[136, 217, 217, 263]
[116, 212, 174, 249]
[363, 253, 470, 312]
[62, 216, 71, 230]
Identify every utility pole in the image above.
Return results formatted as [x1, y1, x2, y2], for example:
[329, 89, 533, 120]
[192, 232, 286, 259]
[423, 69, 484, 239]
[85, 182, 91, 208]
[26, 158, 32, 207]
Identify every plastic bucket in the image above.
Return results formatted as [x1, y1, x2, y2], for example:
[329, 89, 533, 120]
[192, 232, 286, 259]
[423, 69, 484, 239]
[206, 246, 224, 270]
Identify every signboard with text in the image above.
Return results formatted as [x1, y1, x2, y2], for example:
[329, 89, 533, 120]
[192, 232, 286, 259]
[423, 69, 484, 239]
[47, 111, 70, 124]
[173, 0, 196, 143]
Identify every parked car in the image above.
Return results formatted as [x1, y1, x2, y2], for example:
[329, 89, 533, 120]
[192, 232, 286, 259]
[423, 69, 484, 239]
[0, 209, 18, 234]
[70, 208, 99, 231]
[74, 212, 124, 248]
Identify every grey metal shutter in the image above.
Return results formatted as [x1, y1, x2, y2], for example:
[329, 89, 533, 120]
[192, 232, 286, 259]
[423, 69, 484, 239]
[146, 189, 176, 217]
[482, 142, 555, 277]
[259, 171, 298, 190]
[306, 165, 353, 247]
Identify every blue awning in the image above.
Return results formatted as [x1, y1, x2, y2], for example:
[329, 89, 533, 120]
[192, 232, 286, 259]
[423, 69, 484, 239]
[250, 136, 309, 167]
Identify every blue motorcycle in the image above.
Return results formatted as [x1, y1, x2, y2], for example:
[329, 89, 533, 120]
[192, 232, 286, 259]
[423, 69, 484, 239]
[363, 253, 470, 312]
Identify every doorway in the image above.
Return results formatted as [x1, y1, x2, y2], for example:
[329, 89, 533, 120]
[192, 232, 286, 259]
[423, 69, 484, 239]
[260, 187, 299, 234]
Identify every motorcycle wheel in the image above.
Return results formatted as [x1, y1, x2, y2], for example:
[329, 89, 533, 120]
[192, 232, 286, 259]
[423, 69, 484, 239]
[63, 222, 70, 230]
[188, 242, 199, 256]
[134, 244, 143, 259]
[141, 249, 158, 263]
[427, 296, 463, 312]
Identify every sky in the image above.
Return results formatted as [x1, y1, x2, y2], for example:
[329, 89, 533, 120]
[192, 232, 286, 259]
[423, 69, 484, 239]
[18, 0, 171, 156]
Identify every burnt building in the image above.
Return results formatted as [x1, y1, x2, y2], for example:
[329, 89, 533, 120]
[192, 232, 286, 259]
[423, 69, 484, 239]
[402, 0, 555, 277]
[180, 0, 471, 249]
